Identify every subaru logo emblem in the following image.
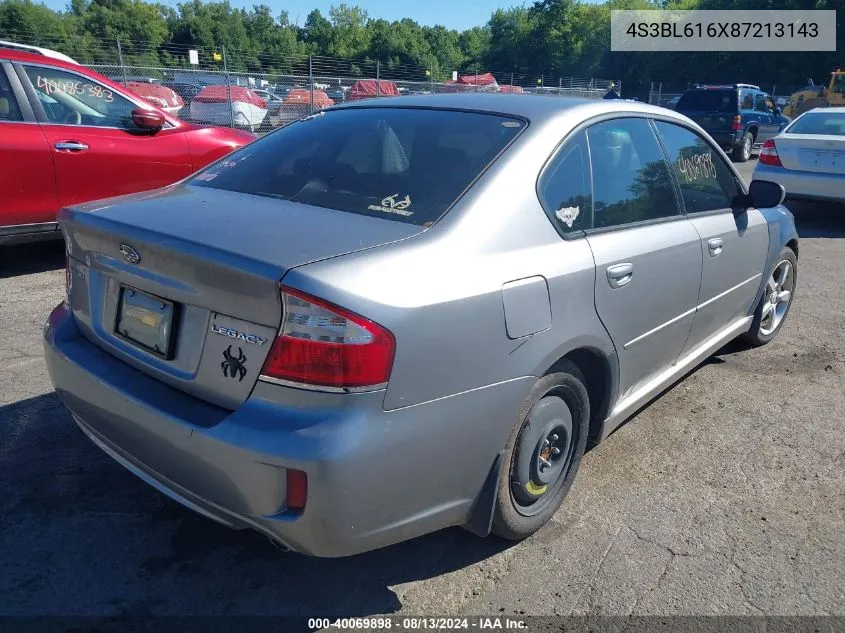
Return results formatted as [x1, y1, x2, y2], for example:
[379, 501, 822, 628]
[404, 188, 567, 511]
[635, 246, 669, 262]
[119, 244, 140, 264]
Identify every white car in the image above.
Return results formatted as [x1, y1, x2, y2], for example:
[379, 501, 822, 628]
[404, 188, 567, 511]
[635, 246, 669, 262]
[189, 85, 268, 132]
[753, 107, 845, 203]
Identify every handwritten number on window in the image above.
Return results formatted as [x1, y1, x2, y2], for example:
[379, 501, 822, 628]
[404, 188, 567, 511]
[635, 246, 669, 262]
[36, 75, 114, 103]
[677, 152, 717, 183]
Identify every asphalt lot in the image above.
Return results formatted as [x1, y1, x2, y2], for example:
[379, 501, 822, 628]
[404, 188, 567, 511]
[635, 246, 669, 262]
[1, 159, 843, 620]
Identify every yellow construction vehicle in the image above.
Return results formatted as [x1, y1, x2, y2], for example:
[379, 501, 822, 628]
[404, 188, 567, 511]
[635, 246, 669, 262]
[783, 69, 845, 118]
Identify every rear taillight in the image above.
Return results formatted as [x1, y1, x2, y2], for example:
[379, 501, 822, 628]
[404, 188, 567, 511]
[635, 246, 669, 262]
[759, 139, 782, 166]
[260, 286, 395, 390]
[731, 115, 742, 131]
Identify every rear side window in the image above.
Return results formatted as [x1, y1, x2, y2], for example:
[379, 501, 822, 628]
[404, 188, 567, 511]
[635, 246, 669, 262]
[587, 118, 680, 229]
[538, 130, 591, 234]
[190, 107, 525, 226]
[654, 121, 740, 213]
[740, 91, 754, 110]
[676, 90, 737, 113]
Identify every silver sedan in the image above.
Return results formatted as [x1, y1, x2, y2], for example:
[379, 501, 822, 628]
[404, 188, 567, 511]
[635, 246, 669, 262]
[753, 107, 845, 203]
[44, 95, 799, 557]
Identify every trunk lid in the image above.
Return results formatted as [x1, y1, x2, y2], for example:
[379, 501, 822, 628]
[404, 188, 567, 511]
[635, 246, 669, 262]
[60, 184, 422, 410]
[773, 134, 845, 174]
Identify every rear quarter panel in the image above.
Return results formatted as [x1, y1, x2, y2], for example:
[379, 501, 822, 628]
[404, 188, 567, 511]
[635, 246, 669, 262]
[280, 115, 616, 413]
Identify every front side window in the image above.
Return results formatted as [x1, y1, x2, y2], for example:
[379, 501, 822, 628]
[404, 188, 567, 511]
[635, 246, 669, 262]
[190, 107, 525, 226]
[654, 120, 740, 214]
[754, 93, 768, 113]
[0, 69, 23, 121]
[538, 130, 591, 234]
[23, 65, 137, 129]
[587, 118, 679, 229]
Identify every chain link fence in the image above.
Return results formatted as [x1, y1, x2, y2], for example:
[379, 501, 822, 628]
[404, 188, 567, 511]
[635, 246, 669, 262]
[91, 59, 620, 133]
[3, 29, 621, 133]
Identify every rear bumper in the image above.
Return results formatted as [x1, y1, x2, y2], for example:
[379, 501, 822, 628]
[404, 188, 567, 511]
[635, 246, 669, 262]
[753, 163, 845, 203]
[43, 302, 531, 557]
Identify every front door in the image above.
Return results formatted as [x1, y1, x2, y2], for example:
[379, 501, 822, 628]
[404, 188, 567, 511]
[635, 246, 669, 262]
[19, 62, 193, 209]
[754, 92, 778, 143]
[653, 120, 770, 356]
[584, 117, 703, 399]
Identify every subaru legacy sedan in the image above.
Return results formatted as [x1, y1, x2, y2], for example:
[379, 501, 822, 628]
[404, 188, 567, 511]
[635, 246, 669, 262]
[44, 95, 798, 557]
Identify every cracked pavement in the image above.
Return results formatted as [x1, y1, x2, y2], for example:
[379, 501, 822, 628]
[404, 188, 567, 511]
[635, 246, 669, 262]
[1, 160, 843, 618]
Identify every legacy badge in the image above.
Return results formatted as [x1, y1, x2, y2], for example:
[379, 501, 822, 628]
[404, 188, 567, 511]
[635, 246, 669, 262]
[210, 323, 267, 346]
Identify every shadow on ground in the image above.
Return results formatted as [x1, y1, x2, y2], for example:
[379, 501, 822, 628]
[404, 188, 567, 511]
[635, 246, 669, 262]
[0, 241, 65, 279]
[788, 199, 845, 239]
[0, 393, 515, 617]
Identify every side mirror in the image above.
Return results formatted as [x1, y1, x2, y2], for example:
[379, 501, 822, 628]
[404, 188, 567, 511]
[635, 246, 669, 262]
[131, 107, 165, 131]
[747, 179, 786, 209]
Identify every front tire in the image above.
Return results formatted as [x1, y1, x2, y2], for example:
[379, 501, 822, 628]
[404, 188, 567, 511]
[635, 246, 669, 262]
[743, 247, 797, 347]
[492, 364, 589, 541]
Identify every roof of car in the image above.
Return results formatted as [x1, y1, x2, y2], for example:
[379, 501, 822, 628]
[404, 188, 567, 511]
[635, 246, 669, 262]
[0, 47, 82, 70]
[330, 92, 674, 123]
[802, 106, 845, 113]
[0, 40, 78, 64]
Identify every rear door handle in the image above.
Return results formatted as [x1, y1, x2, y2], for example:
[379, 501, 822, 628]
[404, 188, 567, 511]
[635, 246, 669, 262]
[708, 238, 724, 256]
[606, 263, 633, 288]
[55, 141, 89, 152]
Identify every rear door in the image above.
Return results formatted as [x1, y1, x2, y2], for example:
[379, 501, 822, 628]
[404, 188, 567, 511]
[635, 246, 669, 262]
[583, 117, 702, 399]
[18, 62, 194, 209]
[653, 120, 769, 356]
[0, 61, 58, 231]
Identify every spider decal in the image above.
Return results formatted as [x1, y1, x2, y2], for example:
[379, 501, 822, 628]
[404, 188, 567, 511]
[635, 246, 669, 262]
[221, 345, 247, 382]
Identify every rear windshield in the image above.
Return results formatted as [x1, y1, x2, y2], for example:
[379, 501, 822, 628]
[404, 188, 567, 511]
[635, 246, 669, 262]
[786, 111, 845, 136]
[189, 107, 526, 226]
[676, 90, 737, 113]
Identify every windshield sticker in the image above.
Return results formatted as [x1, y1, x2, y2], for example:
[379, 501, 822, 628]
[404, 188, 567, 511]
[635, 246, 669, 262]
[36, 76, 114, 103]
[555, 205, 580, 228]
[368, 193, 413, 217]
[678, 152, 717, 183]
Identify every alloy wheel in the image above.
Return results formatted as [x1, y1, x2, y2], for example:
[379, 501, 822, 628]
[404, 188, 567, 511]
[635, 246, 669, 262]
[759, 259, 794, 336]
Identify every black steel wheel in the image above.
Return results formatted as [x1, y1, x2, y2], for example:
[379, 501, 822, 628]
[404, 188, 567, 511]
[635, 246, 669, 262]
[492, 363, 590, 541]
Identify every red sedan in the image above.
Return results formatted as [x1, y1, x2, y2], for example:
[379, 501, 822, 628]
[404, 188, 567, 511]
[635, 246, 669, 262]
[0, 46, 254, 245]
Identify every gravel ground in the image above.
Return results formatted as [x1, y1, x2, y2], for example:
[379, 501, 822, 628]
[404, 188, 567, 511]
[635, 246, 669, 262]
[1, 159, 843, 620]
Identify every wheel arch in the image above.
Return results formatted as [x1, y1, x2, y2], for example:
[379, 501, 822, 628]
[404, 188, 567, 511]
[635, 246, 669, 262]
[541, 345, 619, 448]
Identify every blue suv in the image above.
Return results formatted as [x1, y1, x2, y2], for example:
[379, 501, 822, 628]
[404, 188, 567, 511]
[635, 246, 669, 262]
[675, 84, 790, 162]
